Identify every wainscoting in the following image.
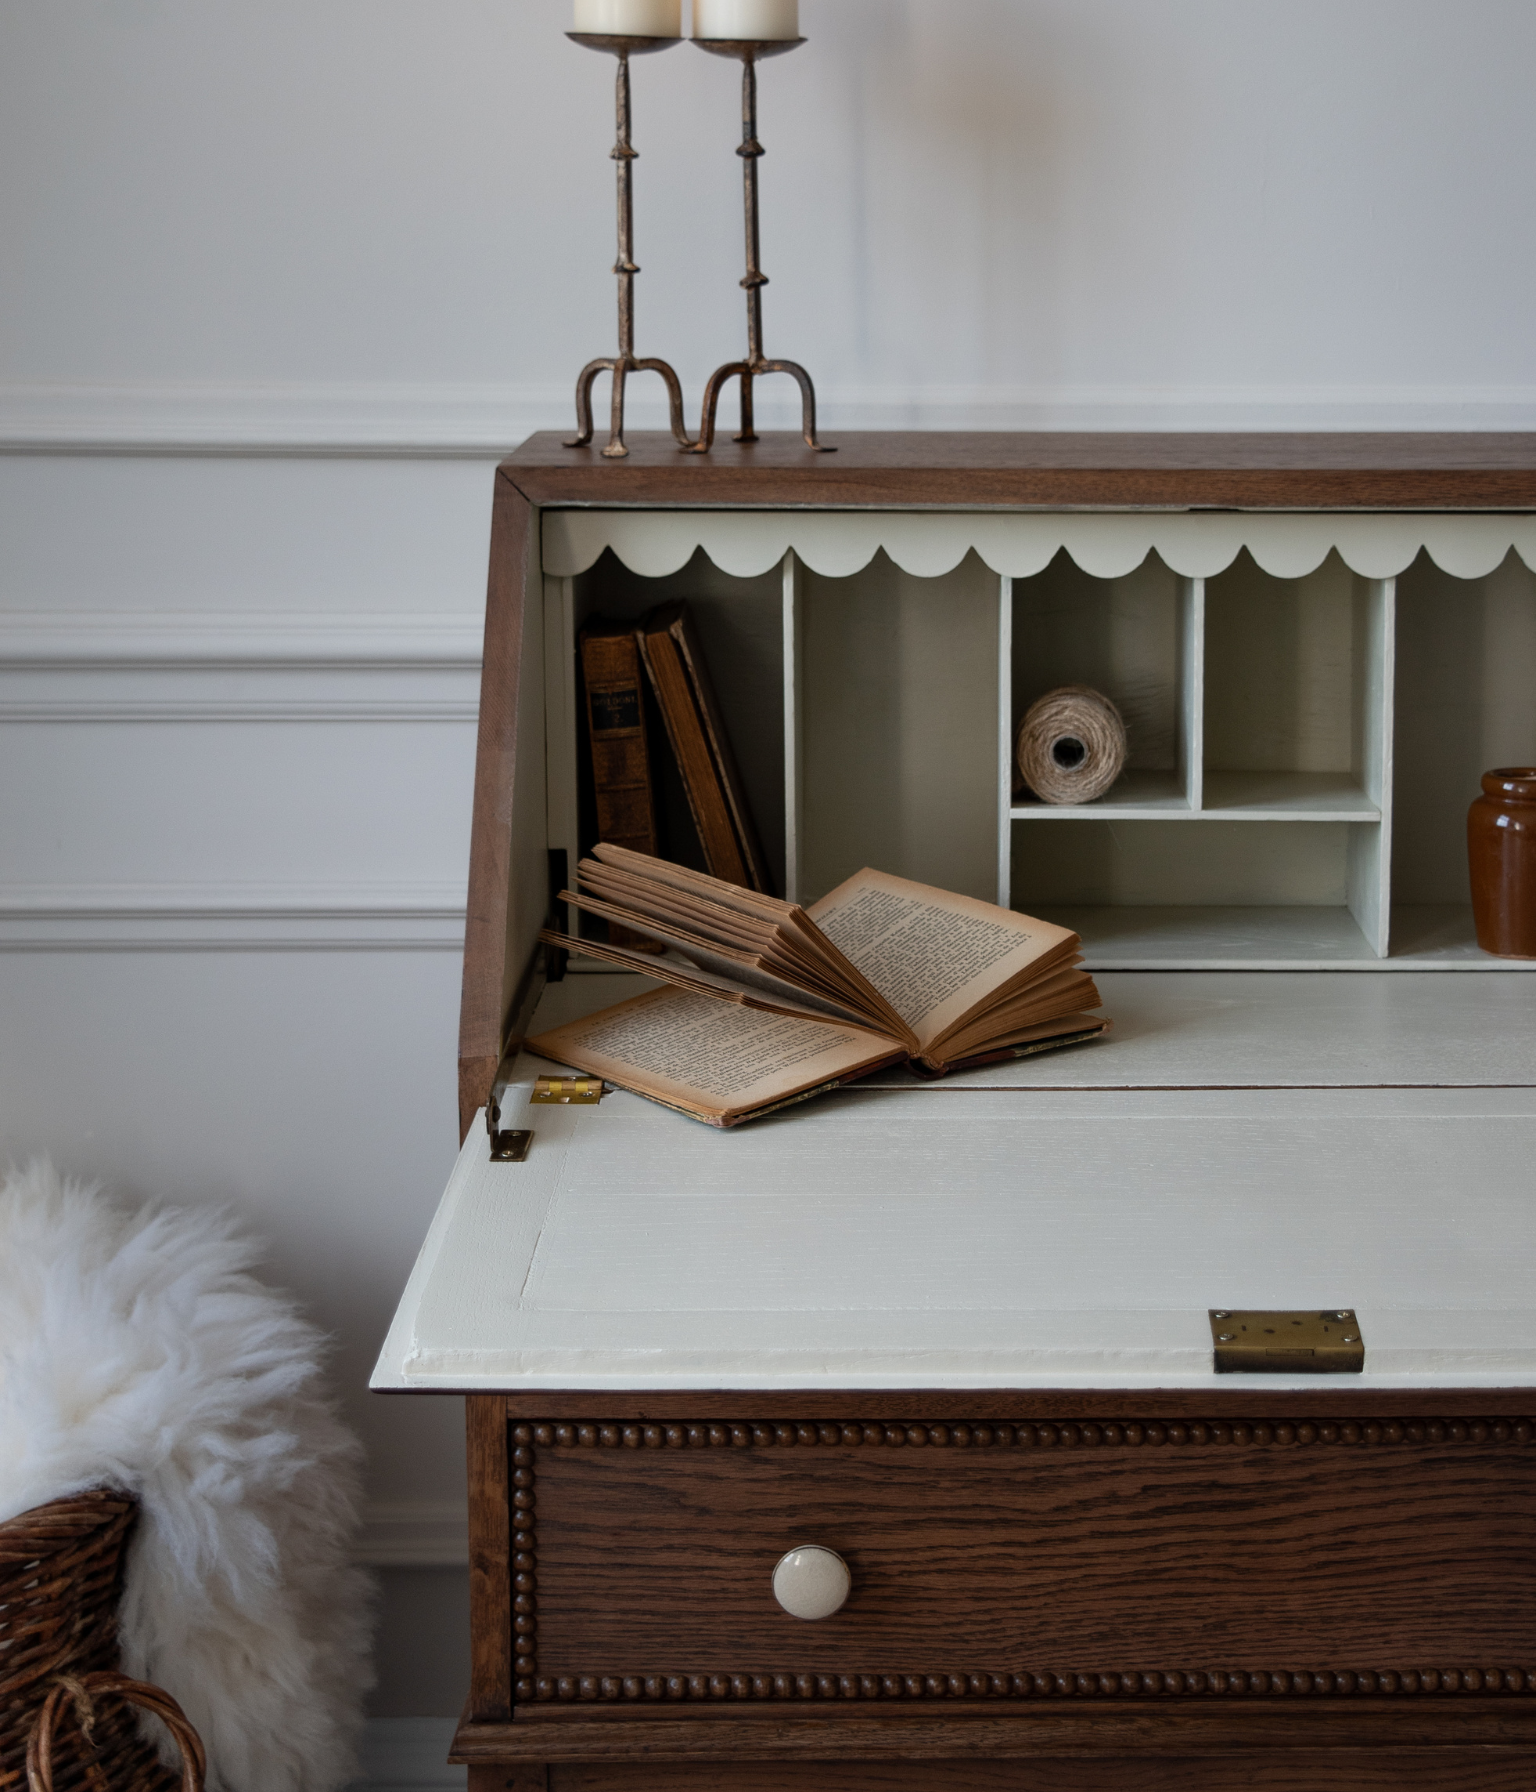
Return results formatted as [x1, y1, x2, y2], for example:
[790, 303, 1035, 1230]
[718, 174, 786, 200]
[0, 450, 494, 1720]
[358, 1503, 469, 1569]
[0, 605, 480, 949]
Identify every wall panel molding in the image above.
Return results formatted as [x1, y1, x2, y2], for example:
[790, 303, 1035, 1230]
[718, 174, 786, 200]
[0, 611, 483, 722]
[0, 610, 484, 666]
[0, 383, 556, 456]
[0, 884, 467, 952]
[5, 382, 1536, 455]
[1, 700, 477, 722]
[0, 613, 477, 951]
[357, 1502, 471, 1569]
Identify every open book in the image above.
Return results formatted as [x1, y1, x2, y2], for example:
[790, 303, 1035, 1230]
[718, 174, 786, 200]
[526, 845, 1109, 1128]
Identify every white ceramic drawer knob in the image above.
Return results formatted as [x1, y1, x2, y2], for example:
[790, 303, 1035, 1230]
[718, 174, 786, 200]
[772, 1546, 851, 1620]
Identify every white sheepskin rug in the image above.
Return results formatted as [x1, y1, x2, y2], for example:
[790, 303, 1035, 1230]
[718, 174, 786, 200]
[0, 1160, 373, 1792]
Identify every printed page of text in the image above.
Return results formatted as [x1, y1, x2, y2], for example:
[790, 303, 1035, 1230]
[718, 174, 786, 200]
[528, 988, 898, 1120]
[808, 869, 1076, 1051]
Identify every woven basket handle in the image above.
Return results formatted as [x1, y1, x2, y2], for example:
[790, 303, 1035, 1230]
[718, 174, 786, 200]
[26, 1671, 206, 1792]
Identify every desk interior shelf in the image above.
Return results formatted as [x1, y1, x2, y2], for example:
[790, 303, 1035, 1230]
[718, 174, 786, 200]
[544, 512, 1536, 971]
[1004, 546, 1395, 961]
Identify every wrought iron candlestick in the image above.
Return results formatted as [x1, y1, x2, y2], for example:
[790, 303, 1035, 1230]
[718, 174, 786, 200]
[565, 34, 696, 457]
[690, 37, 833, 452]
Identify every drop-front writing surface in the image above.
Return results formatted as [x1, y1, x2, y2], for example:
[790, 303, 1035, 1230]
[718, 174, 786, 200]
[378, 1078, 1536, 1392]
[372, 968, 1536, 1395]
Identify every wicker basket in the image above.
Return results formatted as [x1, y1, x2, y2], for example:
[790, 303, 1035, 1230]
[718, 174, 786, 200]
[0, 1491, 192, 1792]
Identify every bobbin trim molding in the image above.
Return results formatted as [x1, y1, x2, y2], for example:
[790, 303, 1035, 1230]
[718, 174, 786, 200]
[516, 1417, 1536, 1450]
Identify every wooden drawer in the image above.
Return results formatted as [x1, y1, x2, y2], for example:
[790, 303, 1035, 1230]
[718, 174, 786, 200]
[511, 1408, 1536, 1710]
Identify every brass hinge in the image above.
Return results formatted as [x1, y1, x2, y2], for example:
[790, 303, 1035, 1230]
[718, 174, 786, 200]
[485, 1050, 535, 1164]
[485, 1073, 608, 1163]
[489, 1126, 533, 1163]
[1210, 1309, 1364, 1374]
[530, 1076, 606, 1105]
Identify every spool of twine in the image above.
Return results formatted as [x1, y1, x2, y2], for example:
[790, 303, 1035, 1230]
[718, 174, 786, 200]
[1016, 685, 1128, 805]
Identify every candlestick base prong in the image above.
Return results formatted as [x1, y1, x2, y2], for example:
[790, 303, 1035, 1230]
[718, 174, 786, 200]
[565, 355, 698, 458]
[690, 356, 832, 454]
[605, 360, 630, 458]
[564, 356, 610, 451]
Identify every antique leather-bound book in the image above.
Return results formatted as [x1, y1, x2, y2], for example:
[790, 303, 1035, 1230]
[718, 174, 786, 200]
[578, 617, 658, 859]
[578, 618, 663, 952]
[636, 600, 772, 894]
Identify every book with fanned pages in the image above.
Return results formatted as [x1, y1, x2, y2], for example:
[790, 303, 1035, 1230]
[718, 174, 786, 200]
[528, 845, 1110, 1128]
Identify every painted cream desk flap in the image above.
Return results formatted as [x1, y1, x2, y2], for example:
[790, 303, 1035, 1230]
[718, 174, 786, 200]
[372, 1073, 1536, 1393]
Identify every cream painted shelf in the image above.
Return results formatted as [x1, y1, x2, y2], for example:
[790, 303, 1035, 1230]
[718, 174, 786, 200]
[1001, 548, 1396, 955]
[1028, 903, 1536, 970]
[1010, 770, 1380, 822]
[1200, 770, 1381, 818]
[1010, 769, 1191, 818]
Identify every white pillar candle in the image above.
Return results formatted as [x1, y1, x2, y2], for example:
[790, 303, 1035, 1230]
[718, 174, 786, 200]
[693, 0, 799, 39]
[573, 0, 682, 35]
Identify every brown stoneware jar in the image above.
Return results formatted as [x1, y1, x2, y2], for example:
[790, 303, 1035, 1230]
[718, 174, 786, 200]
[1468, 767, 1536, 957]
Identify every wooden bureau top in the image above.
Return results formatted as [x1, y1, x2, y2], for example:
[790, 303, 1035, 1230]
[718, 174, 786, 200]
[500, 430, 1536, 511]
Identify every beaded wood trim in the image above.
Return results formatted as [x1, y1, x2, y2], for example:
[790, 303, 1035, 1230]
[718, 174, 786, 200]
[507, 1418, 1536, 1707]
[526, 1665, 1536, 1704]
[523, 1417, 1535, 1451]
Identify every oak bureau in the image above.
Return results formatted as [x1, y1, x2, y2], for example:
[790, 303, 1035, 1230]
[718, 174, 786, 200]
[374, 433, 1536, 1792]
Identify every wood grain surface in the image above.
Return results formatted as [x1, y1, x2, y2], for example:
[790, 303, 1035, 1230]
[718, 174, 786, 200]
[502, 1392, 1536, 1423]
[460, 470, 536, 1140]
[472, 1769, 549, 1792]
[454, 1704, 1536, 1759]
[528, 1439, 1536, 1680]
[501, 431, 1536, 511]
[546, 1757, 1536, 1792]
[468, 1393, 514, 1721]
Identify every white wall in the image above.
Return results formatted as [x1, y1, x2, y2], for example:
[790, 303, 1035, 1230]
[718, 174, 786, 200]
[5, 0, 1536, 443]
[0, 455, 487, 1724]
[3, 0, 1535, 1735]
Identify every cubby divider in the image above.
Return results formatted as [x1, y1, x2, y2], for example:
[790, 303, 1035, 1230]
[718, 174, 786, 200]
[1179, 575, 1205, 813]
[782, 550, 805, 904]
[1001, 553, 1400, 964]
